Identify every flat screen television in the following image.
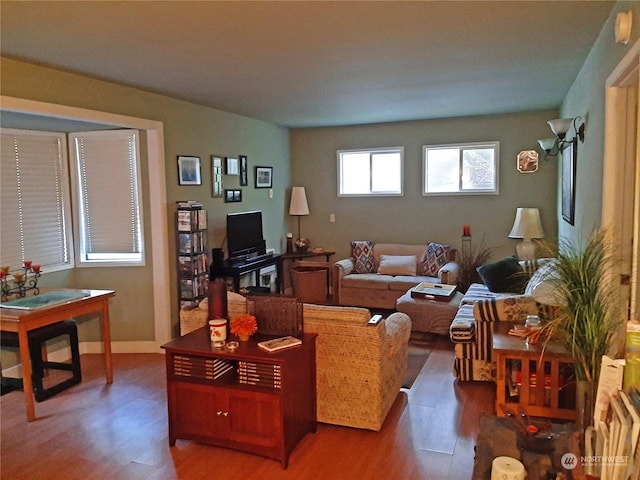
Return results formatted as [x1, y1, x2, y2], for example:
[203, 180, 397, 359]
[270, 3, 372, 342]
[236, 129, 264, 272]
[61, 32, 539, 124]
[226, 211, 266, 259]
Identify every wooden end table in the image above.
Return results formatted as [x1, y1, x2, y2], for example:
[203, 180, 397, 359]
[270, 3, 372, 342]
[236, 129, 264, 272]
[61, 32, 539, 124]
[493, 322, 576, 421]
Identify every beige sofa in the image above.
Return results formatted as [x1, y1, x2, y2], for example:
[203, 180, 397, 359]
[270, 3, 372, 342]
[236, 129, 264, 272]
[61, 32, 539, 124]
[187, 292, 412, 431]
[333, 242, 459, 309]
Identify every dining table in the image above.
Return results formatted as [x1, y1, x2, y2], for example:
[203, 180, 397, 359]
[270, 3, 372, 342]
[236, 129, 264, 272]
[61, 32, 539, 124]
[0, 288, 115, 421]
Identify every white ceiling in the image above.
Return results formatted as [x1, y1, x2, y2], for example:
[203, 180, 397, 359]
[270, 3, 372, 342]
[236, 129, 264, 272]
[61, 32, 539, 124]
[0, 1, 616, 128]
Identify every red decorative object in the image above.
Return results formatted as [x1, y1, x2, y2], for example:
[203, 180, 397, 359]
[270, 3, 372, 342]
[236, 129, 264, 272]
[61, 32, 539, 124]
[208, 278, 228, 320]
[463, 225, 471, 236]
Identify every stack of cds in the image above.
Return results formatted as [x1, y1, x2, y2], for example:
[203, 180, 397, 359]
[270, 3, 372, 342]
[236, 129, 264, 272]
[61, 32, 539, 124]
[237, 361, 282, 389]
[172, 355, 233, 382]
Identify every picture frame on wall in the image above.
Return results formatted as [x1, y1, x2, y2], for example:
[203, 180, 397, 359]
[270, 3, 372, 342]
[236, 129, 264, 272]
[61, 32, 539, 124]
[255, 166, 273, 188]
[224, 189, 242, 203]
[240, 155, 248, 186]
[561, 142, 577, 225]
[225, 156, 239, 175]
[177, 156, 201, 185]
[211, 155, 223, 197]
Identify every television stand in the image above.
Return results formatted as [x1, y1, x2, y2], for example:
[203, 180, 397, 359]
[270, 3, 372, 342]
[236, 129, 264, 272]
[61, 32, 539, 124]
[211, 254, 283, 293]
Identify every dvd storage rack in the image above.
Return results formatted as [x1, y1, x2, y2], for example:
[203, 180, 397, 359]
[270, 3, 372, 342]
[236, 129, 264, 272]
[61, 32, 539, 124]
[175, 202, 209, 310]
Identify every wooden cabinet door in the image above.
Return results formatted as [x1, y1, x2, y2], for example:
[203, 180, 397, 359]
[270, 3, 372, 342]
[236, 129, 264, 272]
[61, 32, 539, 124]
[227, 389, 281, 447]
[171, 382, 228, 440]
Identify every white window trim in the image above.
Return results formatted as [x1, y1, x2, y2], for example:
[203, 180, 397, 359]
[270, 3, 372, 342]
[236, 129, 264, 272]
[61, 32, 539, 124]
[69, 130, 145, 267]
[422, 141, 500, 196]
[337, 146, 404, 197]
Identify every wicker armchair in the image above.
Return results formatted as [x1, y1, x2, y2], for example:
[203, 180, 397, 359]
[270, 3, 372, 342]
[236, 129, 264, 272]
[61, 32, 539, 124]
[187, 293, 412, 431]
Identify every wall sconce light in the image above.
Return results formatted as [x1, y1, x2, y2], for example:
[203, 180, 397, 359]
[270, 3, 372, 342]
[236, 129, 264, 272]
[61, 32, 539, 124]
[537, 116, 585, 160]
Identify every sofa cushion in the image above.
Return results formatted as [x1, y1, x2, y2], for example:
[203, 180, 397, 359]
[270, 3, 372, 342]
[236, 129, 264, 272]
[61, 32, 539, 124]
[377, 255, 417, 276]
[476, 256, 527, 293]
[524, 260, 564, 306]
[351, 240, 375, 273]
[421, 242, 450, 276]
[341, 273, 393, 290]
[388, 275, 439, 291]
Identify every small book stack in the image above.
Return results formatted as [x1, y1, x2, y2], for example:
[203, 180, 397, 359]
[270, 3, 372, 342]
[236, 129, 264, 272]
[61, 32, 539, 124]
[176, 200, 203, 210]
[237, 361, 282, 389]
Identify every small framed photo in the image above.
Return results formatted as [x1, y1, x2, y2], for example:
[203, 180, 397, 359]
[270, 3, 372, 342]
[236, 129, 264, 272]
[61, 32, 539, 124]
[224, 189, 242, 203]
[240, 155, 248, 186]
[517, 150, 539, 173]
[225, 157, 239, 175]
[177, 156, 201, 185]
[255, 166, 273, 188]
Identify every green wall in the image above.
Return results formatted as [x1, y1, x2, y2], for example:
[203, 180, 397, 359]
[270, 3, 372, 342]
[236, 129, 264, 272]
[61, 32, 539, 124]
[290, 110, 559, 262]
[0, 56, 290, 342]
[560, 0, 640, 243]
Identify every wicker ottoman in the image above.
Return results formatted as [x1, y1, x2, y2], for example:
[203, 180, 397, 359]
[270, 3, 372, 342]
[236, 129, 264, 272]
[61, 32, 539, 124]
[395, 289, 463, 335]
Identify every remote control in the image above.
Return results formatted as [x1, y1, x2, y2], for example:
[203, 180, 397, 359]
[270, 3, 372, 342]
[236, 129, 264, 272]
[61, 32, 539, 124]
[368, 314, 383, 325]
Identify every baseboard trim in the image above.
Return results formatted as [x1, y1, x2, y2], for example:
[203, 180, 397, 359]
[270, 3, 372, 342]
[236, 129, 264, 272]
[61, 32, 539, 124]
[2, 340, 166, 378]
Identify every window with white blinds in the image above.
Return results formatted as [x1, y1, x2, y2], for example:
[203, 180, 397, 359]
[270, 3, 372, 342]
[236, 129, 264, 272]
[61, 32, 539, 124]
[69, 130, 144, 266]
[0, 129, 73, 272]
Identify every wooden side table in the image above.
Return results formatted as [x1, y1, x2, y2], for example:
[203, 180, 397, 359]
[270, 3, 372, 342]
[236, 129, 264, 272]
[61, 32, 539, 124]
[493, 322, 576, 421]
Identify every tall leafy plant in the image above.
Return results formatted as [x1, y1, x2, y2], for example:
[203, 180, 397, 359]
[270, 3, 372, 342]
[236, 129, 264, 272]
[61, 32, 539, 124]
[539, 230, 623, 383]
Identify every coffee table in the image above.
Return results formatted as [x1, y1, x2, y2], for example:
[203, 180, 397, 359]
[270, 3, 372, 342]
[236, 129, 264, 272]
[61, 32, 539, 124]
[395, 286, 463, 335]
[493, 322, 576, 421]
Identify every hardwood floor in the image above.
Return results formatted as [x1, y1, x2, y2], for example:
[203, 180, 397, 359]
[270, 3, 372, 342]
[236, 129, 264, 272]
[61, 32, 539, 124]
[1, 335, 495, 480]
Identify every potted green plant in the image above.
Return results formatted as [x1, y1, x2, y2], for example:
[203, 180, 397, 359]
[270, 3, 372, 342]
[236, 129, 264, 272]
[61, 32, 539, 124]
[538, 230, 624, 428]
[456, 238, 493, 293]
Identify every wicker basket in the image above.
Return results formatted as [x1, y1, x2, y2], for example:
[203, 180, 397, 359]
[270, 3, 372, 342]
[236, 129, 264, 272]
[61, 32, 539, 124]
[246, 295, 303, 337]
[179, 308, 208, 336]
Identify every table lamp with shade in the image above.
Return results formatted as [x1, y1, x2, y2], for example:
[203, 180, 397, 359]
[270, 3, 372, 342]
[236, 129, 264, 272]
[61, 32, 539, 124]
[289, 186, 310, 250]
[508, 207, 544, 260]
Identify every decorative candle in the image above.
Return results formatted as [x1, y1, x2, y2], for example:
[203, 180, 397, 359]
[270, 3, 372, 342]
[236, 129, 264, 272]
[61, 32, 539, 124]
[24, 260, 32, 268]
[0, 271, 6, 279]
[13, 273, 25, 283]
[463, 225, 471, 236]
[32, 265, 41, 273]
[1, 266, 9, 274]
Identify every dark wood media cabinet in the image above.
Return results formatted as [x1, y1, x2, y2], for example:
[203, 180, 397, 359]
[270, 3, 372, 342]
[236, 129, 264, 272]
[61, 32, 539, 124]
[161, 329, 317, 468]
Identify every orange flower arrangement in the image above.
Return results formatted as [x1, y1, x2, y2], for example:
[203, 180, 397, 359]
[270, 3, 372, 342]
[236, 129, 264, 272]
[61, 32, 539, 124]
[230, 314, 257, 340]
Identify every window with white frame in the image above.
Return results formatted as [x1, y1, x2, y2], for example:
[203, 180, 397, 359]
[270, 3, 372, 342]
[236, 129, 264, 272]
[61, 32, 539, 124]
[0, 129, 74, 272]
[338, 147, 403, 196]
[1, 127, 145, 273]
[423, 142, 499, 195]
[69, 130, 144, 266]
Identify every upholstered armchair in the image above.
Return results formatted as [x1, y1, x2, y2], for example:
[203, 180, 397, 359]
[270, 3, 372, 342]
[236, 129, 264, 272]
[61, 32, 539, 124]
[452, 294, 555, 382]
[185, 293, 412, 431]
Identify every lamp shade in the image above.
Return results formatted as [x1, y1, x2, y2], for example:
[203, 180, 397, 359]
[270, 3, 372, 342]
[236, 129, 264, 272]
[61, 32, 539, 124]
[537, 138, 556, 152]
[547, 118, 574, 138]
[508, 208, 544, 239]
[289, 187, 310, 216]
